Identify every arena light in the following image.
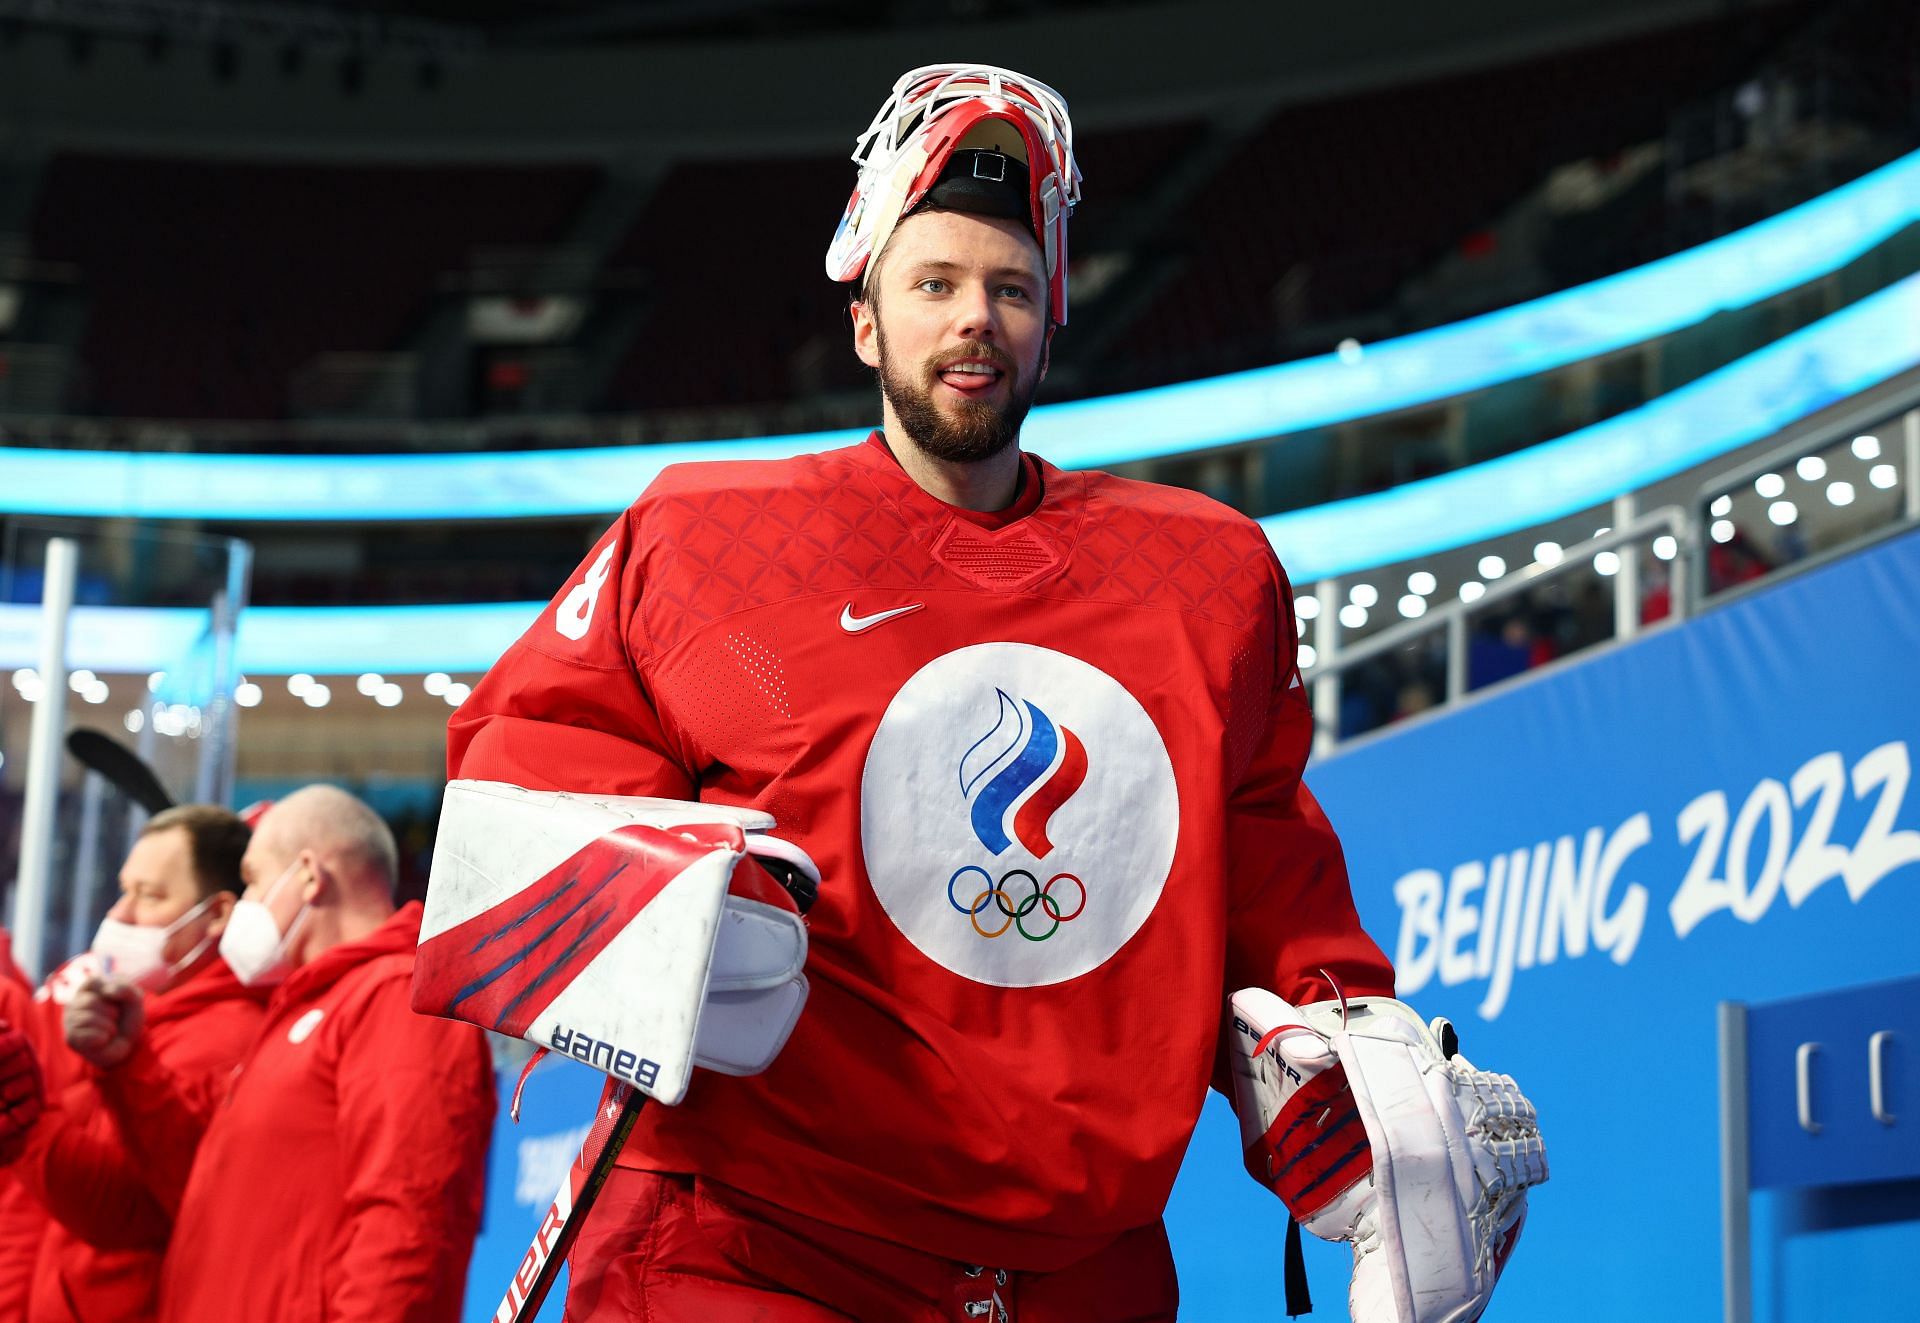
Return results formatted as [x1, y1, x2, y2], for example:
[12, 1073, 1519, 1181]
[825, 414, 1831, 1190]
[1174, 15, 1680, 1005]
[1293, 596, 1320, 621]
[1796, 454, 1827, 481]
[1710, 495, 1733, 517]
[1339, 604, 1368, 629]
[1828, 480, 1856, 507]
[5, 149, 1920, 523]
[0, 601, 539, 676]
[1533, 541, 1563, 567]
[1768, 500, 1798, 526]
[1477, 555, 1506, 580]
[1349, 583, 1379, 608]
[1870, 463, 1899, 489]
[1407, 571, 1437, 596]
[1594, 551, 1620, 577]
[1755, 473, 1786, 499]
[1712, 519, 1736, 543]
[1297, 643, 1318, 669]
[1459, 581, 1486, 603]
[1398, 593, 1428, 618]
[1853, 434, 1882, 460]
[1653, 535, 1678, 561]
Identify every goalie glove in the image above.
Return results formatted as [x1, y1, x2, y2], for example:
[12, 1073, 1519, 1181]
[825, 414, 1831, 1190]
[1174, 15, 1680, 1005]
[412, 780, 818, 1106]
[1229, 988, 1547, 1323]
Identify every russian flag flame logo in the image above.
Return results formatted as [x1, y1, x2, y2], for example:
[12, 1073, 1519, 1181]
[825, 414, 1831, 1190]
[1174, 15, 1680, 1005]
[958, 688, 1089, 858]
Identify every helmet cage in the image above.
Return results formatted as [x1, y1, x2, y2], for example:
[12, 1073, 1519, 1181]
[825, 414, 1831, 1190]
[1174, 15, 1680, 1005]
[827, 64, 1082, 324]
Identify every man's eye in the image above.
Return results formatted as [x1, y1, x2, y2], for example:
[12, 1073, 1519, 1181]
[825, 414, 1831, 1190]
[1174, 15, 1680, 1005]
[916, 278, 949, 294]
[997, 285, 1032, 301]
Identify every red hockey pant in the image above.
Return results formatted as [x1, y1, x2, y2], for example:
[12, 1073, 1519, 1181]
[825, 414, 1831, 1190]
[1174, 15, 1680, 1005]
[562, 1168, 1179, 1322]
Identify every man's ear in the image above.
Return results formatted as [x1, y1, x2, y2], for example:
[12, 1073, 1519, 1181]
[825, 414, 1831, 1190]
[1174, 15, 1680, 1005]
[203, 891, 237, 939]
[851, 295, 881, 370]
[298, 850, 325, 905]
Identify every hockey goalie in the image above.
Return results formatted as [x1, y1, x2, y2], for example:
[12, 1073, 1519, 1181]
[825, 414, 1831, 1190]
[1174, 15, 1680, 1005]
[411, 56, 1549, 1323]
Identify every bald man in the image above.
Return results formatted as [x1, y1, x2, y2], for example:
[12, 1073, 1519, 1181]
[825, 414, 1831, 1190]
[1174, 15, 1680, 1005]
[66, 786, 497, 1323]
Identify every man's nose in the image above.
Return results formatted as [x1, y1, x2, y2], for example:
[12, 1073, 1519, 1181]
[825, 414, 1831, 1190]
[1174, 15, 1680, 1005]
[948, 282, 999, 340]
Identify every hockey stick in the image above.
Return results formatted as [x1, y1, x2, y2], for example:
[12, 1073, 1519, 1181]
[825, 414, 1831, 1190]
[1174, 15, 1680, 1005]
[65, 729, 175, 815]
[492, 1081, 648, 1323]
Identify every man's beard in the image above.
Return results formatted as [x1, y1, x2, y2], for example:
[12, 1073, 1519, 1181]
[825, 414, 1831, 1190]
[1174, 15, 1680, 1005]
[876, 327, 1040, 465]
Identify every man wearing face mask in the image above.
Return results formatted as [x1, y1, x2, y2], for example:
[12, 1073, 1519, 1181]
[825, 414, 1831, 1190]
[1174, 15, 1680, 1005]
[63, 784, 496, 1323]
[0, 804, 261, 1323]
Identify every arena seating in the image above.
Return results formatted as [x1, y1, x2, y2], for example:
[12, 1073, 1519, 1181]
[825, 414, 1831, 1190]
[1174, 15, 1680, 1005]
[29, 155, 600, 417]
[12, 4, 1838, 423]
[1094, 17, 1804, 396]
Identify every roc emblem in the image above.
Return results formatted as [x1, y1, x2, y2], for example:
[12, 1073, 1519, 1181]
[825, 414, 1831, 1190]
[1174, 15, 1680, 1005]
[861, 643, 1178, 988]
[951, 690, 1089, 943]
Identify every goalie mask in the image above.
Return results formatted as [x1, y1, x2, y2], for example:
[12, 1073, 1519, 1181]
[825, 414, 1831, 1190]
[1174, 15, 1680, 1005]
[827, 63, 1083, 324]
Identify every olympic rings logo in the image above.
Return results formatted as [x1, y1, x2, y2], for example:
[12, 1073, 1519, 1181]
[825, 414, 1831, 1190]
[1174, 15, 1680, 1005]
[946, 866, 1087, 942]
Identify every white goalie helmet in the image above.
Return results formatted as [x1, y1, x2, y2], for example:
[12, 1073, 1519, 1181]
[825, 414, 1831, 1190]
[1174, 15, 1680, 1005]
[826, 63, 1083, 324]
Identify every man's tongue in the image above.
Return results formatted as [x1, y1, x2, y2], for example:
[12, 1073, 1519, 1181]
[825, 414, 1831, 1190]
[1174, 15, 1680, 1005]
[939, 363, 1002, 395]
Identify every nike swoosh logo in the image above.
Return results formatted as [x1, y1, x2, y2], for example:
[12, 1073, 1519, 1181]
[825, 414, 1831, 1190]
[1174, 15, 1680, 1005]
[840, 602, 924, 634]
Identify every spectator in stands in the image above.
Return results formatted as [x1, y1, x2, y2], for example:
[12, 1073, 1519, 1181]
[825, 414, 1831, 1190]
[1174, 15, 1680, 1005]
[1469, 614, 1535, 690]
[1393, 679, 1437, 723]
[1709, 528, 1775, 592]
[0, 805, 262, 1323]
[1640, 564, 1673, 624]
[60, 785, 495, 1323]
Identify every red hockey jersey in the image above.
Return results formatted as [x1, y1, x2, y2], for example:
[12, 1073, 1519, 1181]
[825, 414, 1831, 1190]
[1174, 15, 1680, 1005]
[449, 434, 1392, 1272]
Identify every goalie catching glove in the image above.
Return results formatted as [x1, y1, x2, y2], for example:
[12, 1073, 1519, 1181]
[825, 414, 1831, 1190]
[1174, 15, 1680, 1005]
[1229, 988, 1546, 1322]
[412, 780, 817, 1106]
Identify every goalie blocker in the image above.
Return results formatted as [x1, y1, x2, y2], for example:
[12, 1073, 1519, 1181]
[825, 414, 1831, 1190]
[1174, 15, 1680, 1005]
[411, 780, 818, 1106]
[1229, 987, 1547, 1323]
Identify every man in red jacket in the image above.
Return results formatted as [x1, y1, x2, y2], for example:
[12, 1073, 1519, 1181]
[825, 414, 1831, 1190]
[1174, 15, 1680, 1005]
[63, 785, 496, 1323]
[0, 804, 262, 1323]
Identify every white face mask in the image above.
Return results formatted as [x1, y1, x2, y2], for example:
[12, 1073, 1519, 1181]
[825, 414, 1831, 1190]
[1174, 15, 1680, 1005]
[91, 894, 221, 992]
[218, 861, 312, 988]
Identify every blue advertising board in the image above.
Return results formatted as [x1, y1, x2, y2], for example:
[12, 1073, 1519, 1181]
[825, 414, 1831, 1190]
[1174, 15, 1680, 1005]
[1167, 529, 1920, 1320]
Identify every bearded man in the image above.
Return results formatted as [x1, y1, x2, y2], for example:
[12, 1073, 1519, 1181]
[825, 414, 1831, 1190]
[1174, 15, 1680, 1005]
[437, 65, 1544, 1323]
